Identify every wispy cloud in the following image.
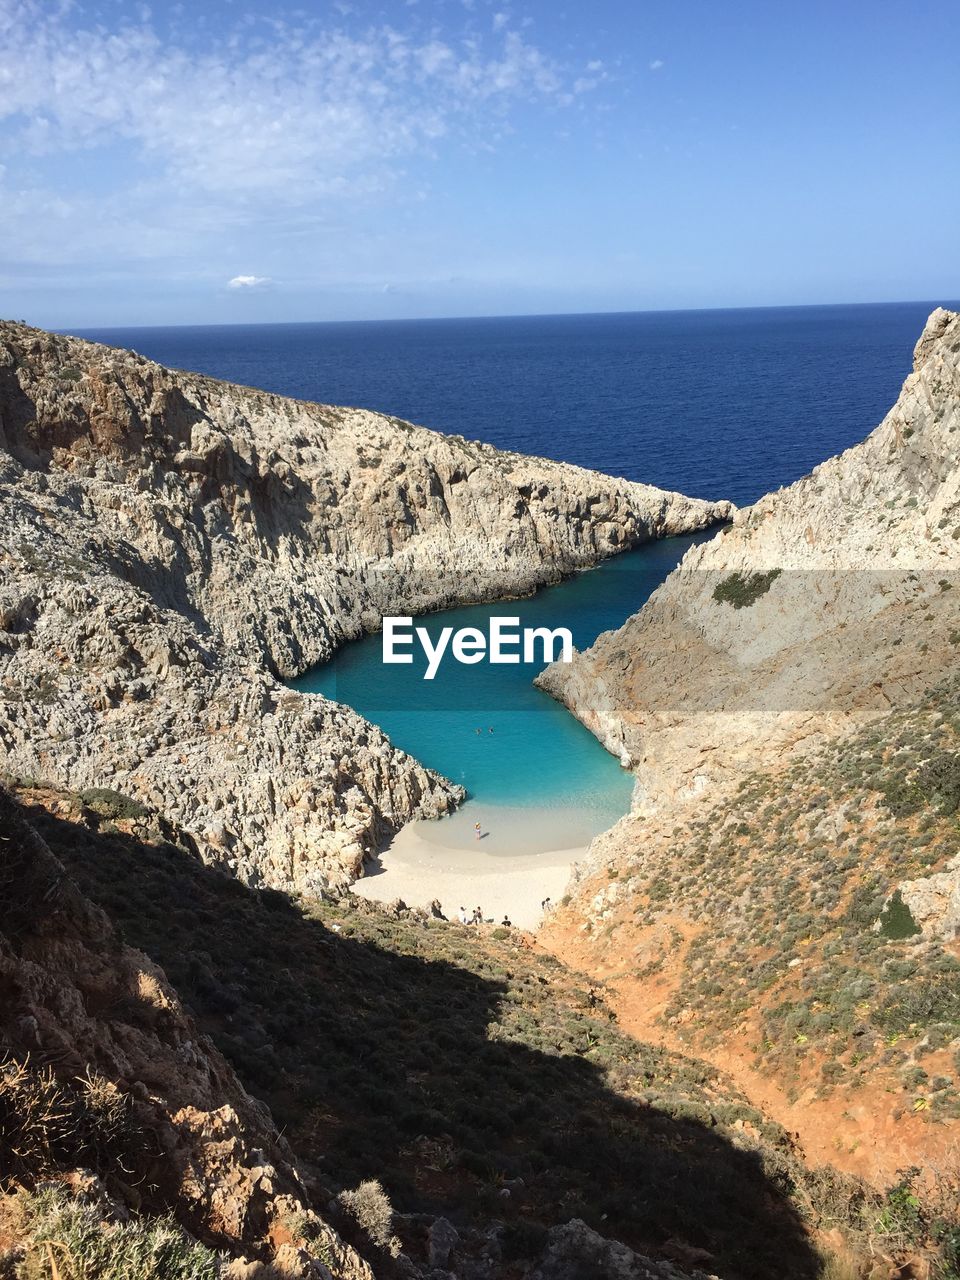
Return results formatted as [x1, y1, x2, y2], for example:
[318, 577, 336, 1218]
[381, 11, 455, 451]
[649, 58, 665, 71]
[228, 275, 271, 290]
[0, 0, 592, 283]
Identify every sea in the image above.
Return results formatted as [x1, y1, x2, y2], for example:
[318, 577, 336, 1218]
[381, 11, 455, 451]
[77, 301, 955, 849]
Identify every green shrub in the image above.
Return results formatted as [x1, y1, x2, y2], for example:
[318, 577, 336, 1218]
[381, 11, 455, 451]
[78, 788, 148, 821]
[878, 890, 921, 940]
[712, 569, 782, 609]
[14, 1184, 218, 1279]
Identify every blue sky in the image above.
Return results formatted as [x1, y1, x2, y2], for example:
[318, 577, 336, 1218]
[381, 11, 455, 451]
[1, 0, 958, 326]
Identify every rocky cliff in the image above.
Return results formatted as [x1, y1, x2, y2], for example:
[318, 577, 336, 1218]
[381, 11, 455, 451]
[0, 320, 730, 892]
[0, 783, 376, 1279]
[537, 309, 960, 1191]
[538, 307, 960, 812]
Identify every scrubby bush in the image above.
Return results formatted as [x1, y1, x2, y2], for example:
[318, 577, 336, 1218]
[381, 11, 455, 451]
[0, 1059, 136, 1182]
[712, 569, 782, 609]
[13, 1184, 218, 1279]
[336, 1179, 395, 1251]
[78, 788, 148, 821]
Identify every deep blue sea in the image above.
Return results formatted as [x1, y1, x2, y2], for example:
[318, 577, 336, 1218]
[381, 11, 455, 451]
[77, 301, 956, 847]
[78, 300, 952, 507]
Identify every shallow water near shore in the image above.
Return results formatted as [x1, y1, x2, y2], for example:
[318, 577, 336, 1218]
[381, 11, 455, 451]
[293, 531, 712, 851]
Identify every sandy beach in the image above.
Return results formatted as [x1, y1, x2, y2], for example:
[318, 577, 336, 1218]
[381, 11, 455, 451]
[352, 802, 589, 930]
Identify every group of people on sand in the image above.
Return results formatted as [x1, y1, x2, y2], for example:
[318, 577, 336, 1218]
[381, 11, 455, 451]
[450, 904, 513, 928]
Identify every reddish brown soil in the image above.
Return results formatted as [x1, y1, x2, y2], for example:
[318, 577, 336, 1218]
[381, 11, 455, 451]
[539, 910, 960, 1187]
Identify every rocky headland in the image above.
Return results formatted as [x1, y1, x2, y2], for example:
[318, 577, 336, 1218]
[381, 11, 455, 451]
[0, 320, 730, 894]
[538, 307, 960, 813]
[538, 309, 960, 1194]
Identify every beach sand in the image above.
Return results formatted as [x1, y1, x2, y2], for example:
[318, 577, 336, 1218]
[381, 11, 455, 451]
[352, 803, 589, 930]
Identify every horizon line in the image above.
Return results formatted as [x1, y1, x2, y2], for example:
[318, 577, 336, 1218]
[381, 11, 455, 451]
[44, 294, 960, 336]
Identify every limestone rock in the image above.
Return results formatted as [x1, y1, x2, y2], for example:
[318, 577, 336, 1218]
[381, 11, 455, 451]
[428, 1217, 460, 1268]
[538, 309, 960, 819]
[0, 320, 729, 893]
[528, 1218, 706, 1280]
[894, 855, 960, 940]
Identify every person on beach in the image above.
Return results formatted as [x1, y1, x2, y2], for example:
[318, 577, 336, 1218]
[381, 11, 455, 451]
[501, 915, 512, 928]
[474, 821, 482, 840]
[472, 906, 483, 924]
[458, 906, 470, 925]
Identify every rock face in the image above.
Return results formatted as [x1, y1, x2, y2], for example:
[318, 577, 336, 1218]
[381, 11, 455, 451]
[0, 785, 374, 1278]
[538, 308, 960, 814]
[893, 855, 960, 941]
[0, 320, 730, 892]
[529, 1219, 705, 1280]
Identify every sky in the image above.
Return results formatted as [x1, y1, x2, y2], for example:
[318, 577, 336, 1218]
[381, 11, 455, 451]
[1, 0, 958, 327]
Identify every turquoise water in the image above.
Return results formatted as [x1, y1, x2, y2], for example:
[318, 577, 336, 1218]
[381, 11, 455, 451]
[93, 304, 951, 849]
[293, 532, 711, 844]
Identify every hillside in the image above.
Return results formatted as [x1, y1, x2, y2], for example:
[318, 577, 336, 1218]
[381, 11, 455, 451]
[536, 309, 960, 1199]
[0, 321, 729, 895]
[5, 780, 958, 1279]
[538, 307, 960, 809]
[544, 677, 960, 1185]
[0, 784, 376, 1279]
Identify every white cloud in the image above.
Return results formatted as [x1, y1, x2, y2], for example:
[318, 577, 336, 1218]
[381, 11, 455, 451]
[0, 2, 603, 294]
[0, 5, 575, 202]
[228, 275, 271, 289]
[573, 58, 608, 95]
[492, 12, 509, 32]
[649, 58, 664, 71]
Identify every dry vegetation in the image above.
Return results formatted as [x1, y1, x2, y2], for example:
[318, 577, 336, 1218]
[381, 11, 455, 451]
[583, 679, 960, 1122]
[5, 763, 960, 1276]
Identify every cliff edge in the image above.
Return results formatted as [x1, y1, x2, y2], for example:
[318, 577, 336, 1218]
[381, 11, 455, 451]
[0, 321, 730, 894]
[538, 307, 960, 811]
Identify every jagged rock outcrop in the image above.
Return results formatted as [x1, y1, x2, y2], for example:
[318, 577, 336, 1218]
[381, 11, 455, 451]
[528, 1220, 706, 1280]
[0, 785, 374, 1278]
[538, 308, 960, 816]
[891, 855, 960, 941]
[0, 320, 730, 891]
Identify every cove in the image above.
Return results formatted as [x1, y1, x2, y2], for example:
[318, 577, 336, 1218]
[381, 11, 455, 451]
[293, 531, 712, 853]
